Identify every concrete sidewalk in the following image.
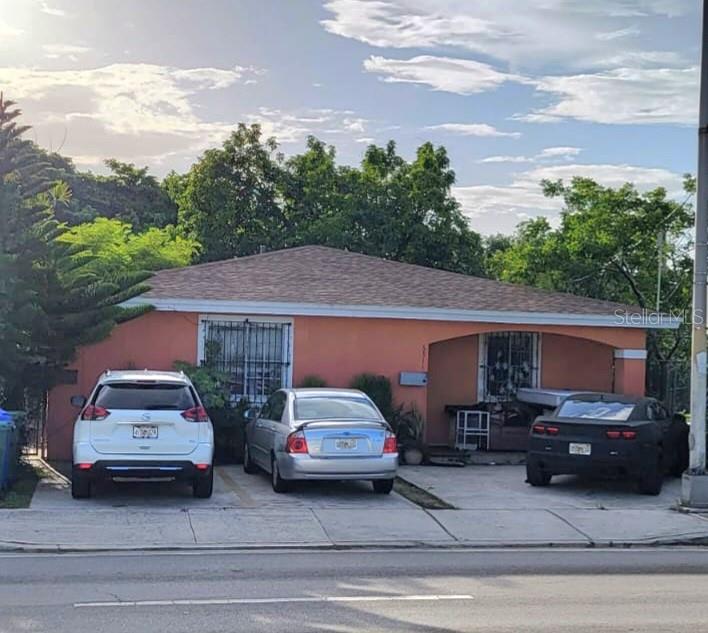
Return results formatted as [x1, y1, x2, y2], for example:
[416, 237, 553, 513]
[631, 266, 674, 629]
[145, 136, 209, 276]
[2, 464, 708, 551]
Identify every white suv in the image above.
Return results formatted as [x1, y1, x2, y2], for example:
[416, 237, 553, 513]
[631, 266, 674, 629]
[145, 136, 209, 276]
[71, 370, 214, 499]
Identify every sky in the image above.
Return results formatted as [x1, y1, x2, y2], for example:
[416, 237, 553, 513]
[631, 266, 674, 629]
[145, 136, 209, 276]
[0, 0, 702, 234]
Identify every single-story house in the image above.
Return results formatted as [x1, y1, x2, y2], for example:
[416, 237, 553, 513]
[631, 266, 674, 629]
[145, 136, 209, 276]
[46, 245, 678, 460]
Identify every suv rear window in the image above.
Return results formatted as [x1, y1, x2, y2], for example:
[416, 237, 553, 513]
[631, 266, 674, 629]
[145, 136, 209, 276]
[557, 399, 635, 421]
[94, 383, 196, 410]
[294, 397, 381, 421]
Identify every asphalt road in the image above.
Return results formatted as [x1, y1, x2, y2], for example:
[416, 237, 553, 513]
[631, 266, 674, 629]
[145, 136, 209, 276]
[2, 548, 708, 632]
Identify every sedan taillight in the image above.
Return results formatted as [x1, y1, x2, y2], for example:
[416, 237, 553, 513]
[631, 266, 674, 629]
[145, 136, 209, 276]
[81, 405, 110, 421]
[383, 432, 398, 453]
[286, 431, 308, 454]
[182, 406, 209, 422]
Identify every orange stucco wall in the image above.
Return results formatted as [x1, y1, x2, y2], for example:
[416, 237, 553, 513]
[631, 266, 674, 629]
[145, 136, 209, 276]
[46, 311, 199, 460]
[426, 335, 478, 444]
[541, 334, 614, 392]
[46, 311, 647, 460]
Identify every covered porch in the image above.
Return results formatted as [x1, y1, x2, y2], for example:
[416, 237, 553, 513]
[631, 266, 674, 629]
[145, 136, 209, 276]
[424, 327, 647, 452]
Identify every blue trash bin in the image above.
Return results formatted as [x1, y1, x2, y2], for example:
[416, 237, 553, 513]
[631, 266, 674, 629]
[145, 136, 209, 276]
[0, 409, 15, 491]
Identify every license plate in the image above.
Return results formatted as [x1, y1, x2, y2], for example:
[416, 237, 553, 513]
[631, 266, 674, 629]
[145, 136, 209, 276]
[133, 425, 158, 439]
[569, 442, 591, 456]
[335, 438, 357, 450]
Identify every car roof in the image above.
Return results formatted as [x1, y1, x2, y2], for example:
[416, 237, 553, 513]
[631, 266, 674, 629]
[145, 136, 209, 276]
[99, 369, 190, 385]
[288, 388, 370, 399]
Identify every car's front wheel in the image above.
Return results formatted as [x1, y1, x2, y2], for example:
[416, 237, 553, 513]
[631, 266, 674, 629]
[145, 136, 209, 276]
[372, 479, 394, 494]
[193, 468, 214, 498]
[71, 474, 91, 499]
[526, 461, 552, 487]
[243, 442, 258, 474]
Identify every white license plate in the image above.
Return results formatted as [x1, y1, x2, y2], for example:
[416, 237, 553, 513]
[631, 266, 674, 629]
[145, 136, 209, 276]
[569, 442, 591, 456]
[133, 425, 158, 439]
[335, 438, 357, 450]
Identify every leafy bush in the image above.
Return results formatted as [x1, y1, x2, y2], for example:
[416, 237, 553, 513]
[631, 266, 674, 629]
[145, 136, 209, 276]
[349, 373, 394, 421]
[299, 374, 328, 388]
[174, 361, 248, 463]
[392, 405, 425, 449]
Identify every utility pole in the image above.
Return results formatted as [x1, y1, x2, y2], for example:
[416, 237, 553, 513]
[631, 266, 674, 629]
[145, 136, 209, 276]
[682, 0, 708, 506]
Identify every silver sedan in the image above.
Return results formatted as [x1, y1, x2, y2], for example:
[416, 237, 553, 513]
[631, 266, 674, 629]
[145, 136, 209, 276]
[243, 388, 398, 493]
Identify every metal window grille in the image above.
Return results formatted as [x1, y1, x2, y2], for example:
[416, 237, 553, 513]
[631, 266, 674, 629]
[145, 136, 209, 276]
[482, 332, 539, 402]
[203, 320, 292, 405]
[455, 410, 491, 451]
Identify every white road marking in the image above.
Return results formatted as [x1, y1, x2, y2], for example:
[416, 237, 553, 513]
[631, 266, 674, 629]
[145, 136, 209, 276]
[74, 594, 474, 608]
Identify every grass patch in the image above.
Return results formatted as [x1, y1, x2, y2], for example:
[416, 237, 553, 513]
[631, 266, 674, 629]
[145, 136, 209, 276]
[394, 477, 455, 510]
[0, 459, 41, 509]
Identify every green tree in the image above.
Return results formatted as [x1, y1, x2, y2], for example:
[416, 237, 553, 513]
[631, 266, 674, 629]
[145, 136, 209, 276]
[16, 146, 178, 229]
[176, 130, 485, 275]
[177, 124, 285, 261]
[0, 95, 150, 407]
[57, 217, 199, 278]
[490, 177, 694, 365]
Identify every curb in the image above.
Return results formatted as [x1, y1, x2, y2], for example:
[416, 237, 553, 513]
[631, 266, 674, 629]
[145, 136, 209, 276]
[3, 536, 708, 554]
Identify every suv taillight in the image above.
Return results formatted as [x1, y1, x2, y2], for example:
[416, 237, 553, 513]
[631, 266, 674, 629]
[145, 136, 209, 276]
[383, 432, 397, 453]
[182, 406, 209, 422]
[81, 405, 110, 421]
[286, 431, 308, 454]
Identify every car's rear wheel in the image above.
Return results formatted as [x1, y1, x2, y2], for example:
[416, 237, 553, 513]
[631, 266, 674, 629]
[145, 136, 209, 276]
[71, 474, 92, 499]
[526, 461, 552, 487]
[372, 479, 394, 494]
[193, 468, 214, 498]
[271, 456, 292, 493]
[638, 451, 663, 495]
[243, 442, 258, 474]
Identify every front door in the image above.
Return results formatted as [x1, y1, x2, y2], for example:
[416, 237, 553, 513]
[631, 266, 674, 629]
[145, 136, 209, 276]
[480, 332, 539, 402]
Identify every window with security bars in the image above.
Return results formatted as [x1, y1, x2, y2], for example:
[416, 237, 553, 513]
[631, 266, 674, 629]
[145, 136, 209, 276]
[481, 332, 539, 402]
[202, 319, 292, 405]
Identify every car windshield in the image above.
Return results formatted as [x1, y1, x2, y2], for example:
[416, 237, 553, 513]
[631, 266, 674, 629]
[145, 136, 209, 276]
[557, 399, 635, 421]
[94, 382, 196, 410]
[295, 397, 381, 421]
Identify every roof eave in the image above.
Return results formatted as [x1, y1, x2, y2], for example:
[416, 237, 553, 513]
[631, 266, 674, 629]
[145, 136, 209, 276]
[121, 297, 681, 330]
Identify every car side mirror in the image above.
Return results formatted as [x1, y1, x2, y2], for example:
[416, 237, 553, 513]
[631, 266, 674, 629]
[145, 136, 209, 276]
[673, 412, 686, 424]
[244, 408, 258, 421]
[70, 395, 87, 408]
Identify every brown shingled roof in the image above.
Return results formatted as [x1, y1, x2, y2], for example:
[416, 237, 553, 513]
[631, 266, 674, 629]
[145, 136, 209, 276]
[142, 245, 636, 316]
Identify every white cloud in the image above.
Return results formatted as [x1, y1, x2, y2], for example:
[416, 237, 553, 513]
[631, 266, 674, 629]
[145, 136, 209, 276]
[323, 0, 692, 69]
[478, 146, 581, 165]
[478, 156, 534, 164]
[362, 49, 696, 126]
[525, 66, 699, 124]
[595, 25, 640, 40]
[364, 55, 522, 95]
[537, 146, 582, 159]
[0, 19, 23, 39]
[42, 43, 91, 59]
[246, 107, 370, 144]
[39, 1, 66, 17]
[426, 123, 521, 138]
[0, 63, 256, 169]
[455, 162, 684, 234]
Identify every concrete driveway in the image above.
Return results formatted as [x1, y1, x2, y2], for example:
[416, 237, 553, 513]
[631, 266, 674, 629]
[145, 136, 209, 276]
[30, 464, 416, 511]
[398, 464, 683, 511]
[398, 464, 708, 546]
